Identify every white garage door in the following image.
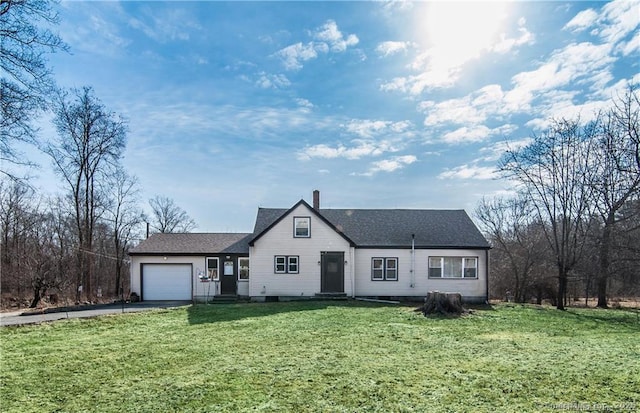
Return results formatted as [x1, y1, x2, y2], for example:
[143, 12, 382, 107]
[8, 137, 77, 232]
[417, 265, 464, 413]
[142, 264, 192, 300]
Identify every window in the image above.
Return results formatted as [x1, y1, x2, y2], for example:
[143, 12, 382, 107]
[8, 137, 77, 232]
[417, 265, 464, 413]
[464, 258, 477, 278]
[288, 256, 299, 273]
[428, 257, 441, 278]
[429, 257, 478, 279]
[238, 257, 249, 280]
[224, 261, 234, 276]
[372, 258, 384, 280]
[371, 257, 398, 281]
[206, 257, 219, 280]
[275, 256, 286, 273]
[274, 256, 299, 274]
[294, 217, 311, 238]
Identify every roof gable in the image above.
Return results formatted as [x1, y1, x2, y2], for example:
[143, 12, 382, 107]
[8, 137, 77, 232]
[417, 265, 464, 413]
[251, 205, 489, 249]
[249, 200, 355, 246]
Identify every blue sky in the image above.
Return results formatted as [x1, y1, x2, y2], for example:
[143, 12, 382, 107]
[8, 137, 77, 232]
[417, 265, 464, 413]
[22, 0, 640, 232]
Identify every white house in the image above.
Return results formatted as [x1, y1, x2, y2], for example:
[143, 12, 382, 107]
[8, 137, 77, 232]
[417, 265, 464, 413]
[129, 191, 490, 303]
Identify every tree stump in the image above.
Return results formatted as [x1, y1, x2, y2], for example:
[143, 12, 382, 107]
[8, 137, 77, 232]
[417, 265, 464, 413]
[416, 291, 467, 316]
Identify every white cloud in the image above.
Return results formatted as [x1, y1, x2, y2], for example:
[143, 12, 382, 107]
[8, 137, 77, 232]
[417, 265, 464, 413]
[563, 8, 599, 32]
[478, 138, 532, 162]
[297, 117, 417, 161]
[502, 41, 615, 114]
[438, 165, 497, 180]
[313, 20, 359, 52]
[441, 124, 517, 144]
[418, 27, 624, 137]
[492, 21, 535, 54]
[380, 4, 536, 95]
[619, 30, 640, 56]
[298, 140, 398, 161]
[376, 41, 412, 57]
[524, 94, 613, 130]
[274, 20, 359, 70]
[359, 155, 417, 176]
[295, 98, 314, 110]
[563, 1, 639, 46]
[598, 0, 640, 44]
[59, 3, 130, 56]
[255, 72, 291, 89]
[420, 95, 487, 127]
[274, 42, 318, 71]
[128, 7, 201, 43]
[343, 119, 413, 139]
[510, 42, 614, 98]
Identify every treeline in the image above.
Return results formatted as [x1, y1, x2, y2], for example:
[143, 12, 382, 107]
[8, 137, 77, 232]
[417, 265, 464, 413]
[1, 97, 197, 308]
[0, 89, 197, 308]
[477, 86, 640, 309]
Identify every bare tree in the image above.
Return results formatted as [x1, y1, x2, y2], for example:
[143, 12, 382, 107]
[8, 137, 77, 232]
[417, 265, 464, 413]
[0, 178, 39, 299]
[0, 180, 74, 307]
[25, 207, 69, 308]
[475, 195, 550, 303]
[148, 195, 196, 233]
[45, 87, 127, 302]
[105, 169, 146, 297]
[0, 0, 67, 176]
[589, 85, 640, 307]
[500, 118, 596, 310]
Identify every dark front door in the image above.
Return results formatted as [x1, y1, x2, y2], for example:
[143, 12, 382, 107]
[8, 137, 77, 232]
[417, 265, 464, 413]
[321, 252, 344, 293]
[220, 259, 236, 295]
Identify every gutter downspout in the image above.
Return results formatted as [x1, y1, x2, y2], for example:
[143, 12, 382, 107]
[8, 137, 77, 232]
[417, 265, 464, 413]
[350, 247, 355, 298]
[485, 249, 490, 304]
[410, 234, 415, 288]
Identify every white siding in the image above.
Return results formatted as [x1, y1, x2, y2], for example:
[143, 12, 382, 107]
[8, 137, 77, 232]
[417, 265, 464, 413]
[354, 248, 488, 300]
[237, 280, 249, 296]
[131, 255, 219, 300]
[249, 204, 353, 298]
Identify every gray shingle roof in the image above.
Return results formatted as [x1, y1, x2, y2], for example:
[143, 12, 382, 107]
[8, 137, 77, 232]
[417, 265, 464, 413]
[129, 233, 252, 255]
[252, 204, 490, 249]
[131, 202, 490, 256]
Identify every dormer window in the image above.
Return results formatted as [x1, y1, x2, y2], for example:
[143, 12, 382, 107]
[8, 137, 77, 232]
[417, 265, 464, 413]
[294, 216, 311, 238]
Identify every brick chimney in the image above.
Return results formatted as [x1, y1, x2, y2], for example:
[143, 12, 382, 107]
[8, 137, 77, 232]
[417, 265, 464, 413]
[313, 190, 320, 210]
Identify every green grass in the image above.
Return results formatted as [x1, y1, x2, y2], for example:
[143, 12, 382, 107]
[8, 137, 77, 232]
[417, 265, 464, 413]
[1, 302, 639, 412]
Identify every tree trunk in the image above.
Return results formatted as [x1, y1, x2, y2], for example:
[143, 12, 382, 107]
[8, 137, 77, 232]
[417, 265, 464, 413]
[557, 270, 567, 311]
[30, 285, 44, 308]
[596, 276, 608, 308]
[597, 218, 613, 308]
[416, 291, 467, 316]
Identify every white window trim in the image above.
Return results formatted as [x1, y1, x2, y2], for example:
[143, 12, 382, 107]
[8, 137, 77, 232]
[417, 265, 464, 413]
[238, 257, 249, 281]
[371, 257, 398, 281]
[274, 255, 299, 274]
[287, 256, 299, 273]
[293, 216, 311, 238]
[206, 257, 219, 280]
[428, 256, 478, 279]
[372, 258, 384, 280]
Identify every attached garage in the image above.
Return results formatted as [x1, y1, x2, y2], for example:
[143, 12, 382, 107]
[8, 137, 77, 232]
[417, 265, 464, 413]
[141, 264, 192, 301]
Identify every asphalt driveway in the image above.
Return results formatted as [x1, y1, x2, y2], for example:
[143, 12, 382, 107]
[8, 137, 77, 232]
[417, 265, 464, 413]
[0, 301, 191, 327]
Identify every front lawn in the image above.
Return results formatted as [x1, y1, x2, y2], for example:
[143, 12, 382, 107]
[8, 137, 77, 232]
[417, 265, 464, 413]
[1, 301, 638, 412]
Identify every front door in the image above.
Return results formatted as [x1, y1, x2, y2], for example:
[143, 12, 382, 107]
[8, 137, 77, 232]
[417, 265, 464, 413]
[220, 259, 236, 295]
[321, 252, 344, 293]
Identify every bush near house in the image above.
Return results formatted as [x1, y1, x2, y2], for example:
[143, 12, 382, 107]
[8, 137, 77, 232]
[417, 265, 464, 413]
[1, 302, 638, 412]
